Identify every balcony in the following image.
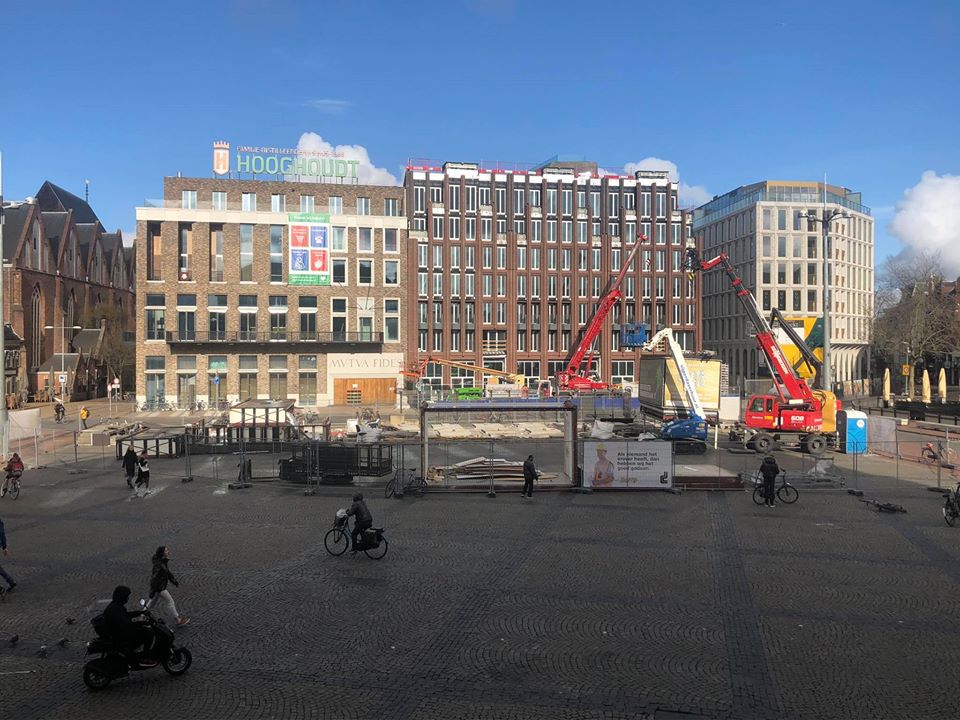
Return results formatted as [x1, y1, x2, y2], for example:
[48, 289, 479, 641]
[165, 331, 383, 349]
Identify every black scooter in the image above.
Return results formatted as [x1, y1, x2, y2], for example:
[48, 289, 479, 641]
[83, 602, 192, 690]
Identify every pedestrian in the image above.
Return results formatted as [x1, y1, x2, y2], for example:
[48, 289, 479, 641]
[80, 405, 90, 429]
[0, 516, 16, 593]
[121, 446, 138, 489]
[134, 450, 151, 498]
[522, 454, 537, 499]
[147, 546, 189, 627]
[759, 454, 780, 508]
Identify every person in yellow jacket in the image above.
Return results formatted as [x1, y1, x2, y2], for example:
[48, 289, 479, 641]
[80, 406, 90, 429]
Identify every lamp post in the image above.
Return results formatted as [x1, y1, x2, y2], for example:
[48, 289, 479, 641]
[798, 204, 852, 395]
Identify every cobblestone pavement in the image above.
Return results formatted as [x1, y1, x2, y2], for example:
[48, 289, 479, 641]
[1, 453, 959, 720]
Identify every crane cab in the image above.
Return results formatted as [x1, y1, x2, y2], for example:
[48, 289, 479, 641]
[745, 395, 823, 433]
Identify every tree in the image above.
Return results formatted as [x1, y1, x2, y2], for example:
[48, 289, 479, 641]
[872, 250, 960, 392]
[81, 302, 135, 393]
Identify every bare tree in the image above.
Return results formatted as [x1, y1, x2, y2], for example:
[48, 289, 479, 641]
[81, 303, 134, 392]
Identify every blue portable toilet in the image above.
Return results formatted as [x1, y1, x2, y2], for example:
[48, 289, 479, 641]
[837, 410, 867, 454]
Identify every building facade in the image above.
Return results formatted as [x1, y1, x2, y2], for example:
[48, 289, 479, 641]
[134, 177, 406, 408]
[1, 182, 135, 401]
[692, 181, 874, 392]
[403, 160, 701, 391]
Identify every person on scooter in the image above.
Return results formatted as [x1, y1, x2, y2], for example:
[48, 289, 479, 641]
[346, 493, 372, 553]
[102, 585, 156, 667]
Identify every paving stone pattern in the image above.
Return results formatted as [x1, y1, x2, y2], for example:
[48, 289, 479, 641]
[1, 457, 959, 719]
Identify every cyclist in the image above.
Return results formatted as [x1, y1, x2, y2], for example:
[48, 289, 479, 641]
[1, 454, 24, 496]
[346, 493, 373, 553]
[54, 400, 65, 423]
[759, 454, 780, 508]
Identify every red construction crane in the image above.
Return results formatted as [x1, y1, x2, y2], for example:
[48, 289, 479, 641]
[556, 234, 646, 392]
[684, 246, 836, 455]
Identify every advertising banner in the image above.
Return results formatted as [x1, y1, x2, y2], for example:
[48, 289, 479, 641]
[583, 440, 673, 489]
[288, 213, 330, 285]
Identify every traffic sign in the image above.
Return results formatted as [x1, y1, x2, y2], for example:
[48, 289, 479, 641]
[213, 374, 220, 385]
[901, 364, 911, 377]
[58, 373, 67, 385]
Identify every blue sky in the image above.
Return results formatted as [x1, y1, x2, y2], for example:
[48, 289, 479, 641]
[2, 0, 958, 267]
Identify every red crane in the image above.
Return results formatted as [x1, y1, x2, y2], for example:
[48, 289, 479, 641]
[556, 234, 646, 392]
[684, 246, 834, 455]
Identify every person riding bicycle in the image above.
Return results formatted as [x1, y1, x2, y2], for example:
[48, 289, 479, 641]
[1, 453, 24, 495]
[54, 400, 65, 423]
[759, 455, 780, 508]
[346, 493, 373, 553]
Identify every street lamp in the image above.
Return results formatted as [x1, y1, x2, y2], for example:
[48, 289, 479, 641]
[798, 205, 852, 395]
[44, 324, 83, 401]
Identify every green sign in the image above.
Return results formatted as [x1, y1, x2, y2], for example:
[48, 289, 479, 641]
[287, 213, 330, 223]
[236, 154, 359, 178]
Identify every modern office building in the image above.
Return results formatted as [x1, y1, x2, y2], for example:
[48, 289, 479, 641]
[403, 159, 701, 391]
[134, 177, 406, 408]
[1, 181, 135, 401]
[692, 181, 874, 392]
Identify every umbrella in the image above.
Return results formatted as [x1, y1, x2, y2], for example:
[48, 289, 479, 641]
[882, 368, 890, 403]
[939, 368, 948, 403]
[922, 369, 931, 404]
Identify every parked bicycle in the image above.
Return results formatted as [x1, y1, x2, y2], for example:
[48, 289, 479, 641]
[384, 467, 427, 498]
[323, 509, 388, 559]
[921, 441, 956, 471]
[751, 470, 798, 505]
[0, 470, 22, 500]
[943, 482, 960, 527]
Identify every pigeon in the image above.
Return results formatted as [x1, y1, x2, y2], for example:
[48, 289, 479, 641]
[65, 618, 76, 625]
[57, 638, 69, 647]
[37, 645, 48, 657]
[9, 634, 18, 646]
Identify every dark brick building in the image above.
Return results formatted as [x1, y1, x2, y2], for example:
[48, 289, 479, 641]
[403, 160, 702, 391]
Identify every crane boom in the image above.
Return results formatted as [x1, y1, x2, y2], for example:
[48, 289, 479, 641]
[558, 234, 647, 391]
[642, 328, 706, 419]
[403, 356, 524, 386]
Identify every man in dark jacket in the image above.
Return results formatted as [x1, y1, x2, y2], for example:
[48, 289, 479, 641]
[522, 455, 537, 499]
[759, 455, 780, 507]
[121, 447, 138, 489]
[102, 585, 155, 666]
[346, 493, 373, 552]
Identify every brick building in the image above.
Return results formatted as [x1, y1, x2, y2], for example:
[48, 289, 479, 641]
[1, 182, 135, 400]
[134, 177, 406, 408]
[403, 159, 701, 391]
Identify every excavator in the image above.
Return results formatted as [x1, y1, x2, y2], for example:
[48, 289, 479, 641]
[684, 245, 837, 456]
[556, 234, 646, 392]
[641, 328, 709, 453]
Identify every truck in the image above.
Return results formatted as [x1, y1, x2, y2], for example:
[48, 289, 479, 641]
[684, 246, 837, 455]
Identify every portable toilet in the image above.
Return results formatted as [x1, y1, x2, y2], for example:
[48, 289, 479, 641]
[837, 410, 867, 454]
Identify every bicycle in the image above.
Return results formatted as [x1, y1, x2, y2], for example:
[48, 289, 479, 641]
[920, 441, 956, 471]
[751, 471, 798, 505]
[323, 509, 388, 559]
[0, 470, 22, 500]
[943, 482, 960, 527]
[384, 467, 427, 498]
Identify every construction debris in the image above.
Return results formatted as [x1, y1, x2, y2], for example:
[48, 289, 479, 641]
[428, 456, 559, 485]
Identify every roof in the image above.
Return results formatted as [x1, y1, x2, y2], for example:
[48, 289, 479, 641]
[42, 210, 70, 258]
[72, 328, 104, 356]
[100, 232, 121, 259]
[37, 353, 81, 373]
[4, 323, 24, 347]
[36, 181, 102, 227]
[76, 224, 98, 265]
[1, 204, 31, 260]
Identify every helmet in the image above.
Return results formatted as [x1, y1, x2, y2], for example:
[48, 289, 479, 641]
[353, 493, 363, 502]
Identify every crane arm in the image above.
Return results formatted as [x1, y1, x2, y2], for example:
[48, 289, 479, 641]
[643, 328, 706, 419]
[684, 246, 816, 404]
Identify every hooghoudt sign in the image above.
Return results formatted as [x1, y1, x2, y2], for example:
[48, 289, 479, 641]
[582, 440, 673, 489]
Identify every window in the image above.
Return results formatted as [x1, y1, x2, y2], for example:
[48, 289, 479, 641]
[656, 224, 666, 245]
[763, 208, 772, 230]
[672, 223, 681, 245]
[466, 185, 477, 211]
[331, 298, 347, 338]
[590, 191, 600, 216]
[608, 192, 620, 217]
[450, 216, 461, 239]
[562, 189, 573, 215]
[577, 220, 587, 243]
[530, 220, 541, 242]
[332, 258, 346, 284]
[546, 188, 557, 214]
[269, 298, 287, 340]
[178, 224, 192, 280]
[793, 290, 802, 311]
[762, 290, 771, 311]
[384, 260, 399, 285]
[384, 299, 400, 342]
[433, 216, 445, 239]
[430, 186, 443, 204]
[181, 190, 196, 209]
[145, 294, 165, 341]
[449, 184, 460, 211]
[762, 236, 771, 256]
[777, 290, 786, 310]
[268, 356, 287, 400]
[357, 197, 371, 215]
[778, 236, 787, 257]
[808, 290, 818, 312]
[358, 260, 373, 285]
[466, 217, 476, 240]
[778, 209, 787, 230]
[300, 195, 315, 212]
[209, 226, 224, 282]
[358, 227, 373, 252]
[271, 193, 285, 213]
[241, 193, 256, 212]
[328, 196, 343, 214]
[777, 263, 786, 284]
[240, 225, 254, 281]
[656, 192, 666, 218]
[177, 304, 196, 342]
[762, 263, 771, 284]
[807, 236, 818, 258]
[384, 228, 398, 253]
[641, 192, 651, 217]
[212, 191, 227, 211]
[332, 226, 346, 251]
[513, 188, 525, 214]
[547, 220, 557, 243]
[270, 226, 283, 282]
[299, 297, 317, 340]
[384, 198, 400, 216]
[624, 192, 635, 212]
[299, 354, 317, 404]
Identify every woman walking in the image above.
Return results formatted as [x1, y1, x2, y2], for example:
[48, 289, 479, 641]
[147, 545, 189, 627]
[134, 450, 150, 498]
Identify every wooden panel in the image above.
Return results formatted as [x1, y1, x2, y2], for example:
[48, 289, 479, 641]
[334, 378, 396, 405]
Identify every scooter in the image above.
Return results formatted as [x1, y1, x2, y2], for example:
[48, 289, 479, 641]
[83, 602, 192, 690]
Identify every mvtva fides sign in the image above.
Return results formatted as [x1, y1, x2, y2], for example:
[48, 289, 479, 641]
[213, 141, 359, 179]
[288, 213, 330, 286]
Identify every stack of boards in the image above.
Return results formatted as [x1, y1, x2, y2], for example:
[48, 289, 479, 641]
[429, 456, 559, 485]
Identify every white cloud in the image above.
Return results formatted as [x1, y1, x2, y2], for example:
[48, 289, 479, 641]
[294, 132, 399, 186]
[622, 157, 711, 209]
[303, 99, 350, 114]
[889, 171, 960, 276]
